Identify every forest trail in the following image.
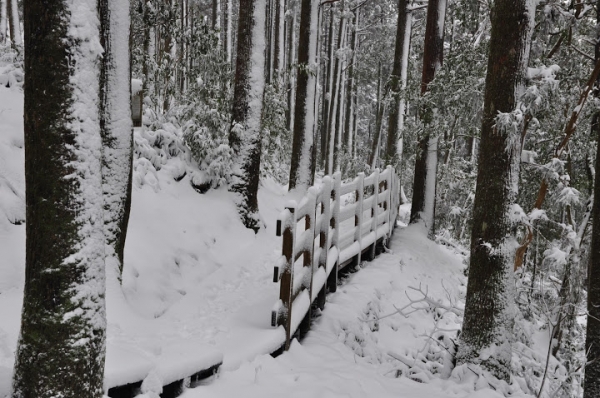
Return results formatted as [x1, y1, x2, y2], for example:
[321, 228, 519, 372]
[178, 222, 484, 398]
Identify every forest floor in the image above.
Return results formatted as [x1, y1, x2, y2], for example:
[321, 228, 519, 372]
[0, 65, 545, 398]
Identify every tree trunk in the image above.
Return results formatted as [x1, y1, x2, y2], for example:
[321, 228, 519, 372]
[289, 0, 319, 189]
[273, 0, 285, 75]
[222, 0, 232, 63]
[384, 0, 411, 167]
[368, 62, 384, 169]
[229, 0, 268, 231]
[344, 8, 358, 152]
[409, 0, 445, 236]
[326, 7, 347, 174]
[456, 0, 533, 380]
[583, 3, 600, 396]
[13, 0, 106, 396]
[0, 0, 6, 44]
[285, 5, 296, 132]
[320, 8, 334, 168]
[100, 0, 133, 280]
[8, 0, 20, 46]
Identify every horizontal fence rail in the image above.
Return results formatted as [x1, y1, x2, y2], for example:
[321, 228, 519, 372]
[272, 166, 400, 350]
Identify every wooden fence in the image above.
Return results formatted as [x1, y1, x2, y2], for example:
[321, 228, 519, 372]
[272, 166, 400, 350]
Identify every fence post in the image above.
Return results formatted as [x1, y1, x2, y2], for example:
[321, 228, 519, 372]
[300, 189, 317, 335]
[385, 166, 392, 241]
[327, 172, 342, 293]
[369, 169, 380, 260]
[354, 173, 365, 266]
[318, 177, 332, 308]
[279, 203, 297, 350]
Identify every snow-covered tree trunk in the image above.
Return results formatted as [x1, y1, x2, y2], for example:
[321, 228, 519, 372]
[368, 62, 384, 169]
[409, 0, 445, 236]
[229, 0, 267, 231]
[320, 8, 334, 167]
[584, 4, 600, 396]
[384, 0, 411, 167]
[289, 0, 319, 189]
[0, 0, 6, 43]
[222, 0, 232, 63]
[99, 0, 133, 282]
[285, 5, 296, 131]
[456, 0, 533, 380]
[343, 8, 358, 152]
[13, 0, 106, 396]
[326, 9, 347, 174]
[7, 0, 20, 47]
[273, 0, 285, 75]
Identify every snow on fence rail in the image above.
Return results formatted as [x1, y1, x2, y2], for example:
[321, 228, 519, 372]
[272, 166, 400, 350]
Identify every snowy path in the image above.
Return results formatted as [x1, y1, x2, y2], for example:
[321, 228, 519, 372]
[177, 224, 506, 398]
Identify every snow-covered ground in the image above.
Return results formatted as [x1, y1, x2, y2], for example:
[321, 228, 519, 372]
[0, 65, 539, 398]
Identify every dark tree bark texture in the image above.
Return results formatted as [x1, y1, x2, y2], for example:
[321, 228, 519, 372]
[456, 0, 532, 380]
[14, 0, 106, 396]
[583, 2, 600, 396]
[289, 0, 316, 189]
[384, 0, 409, 167]
[229, 0, 267, 231]
[409, 0, 444, 234]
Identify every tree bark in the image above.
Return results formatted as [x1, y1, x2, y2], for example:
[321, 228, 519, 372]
[13, 0, 106, 396]
[222, 0, 232, 63]
[273, 0, 285, 75]
[285, 4, 296, 132]
[229, 0, 268, 231]
[344, 8, 358, 152]
[456, 0, 533, 380]
[326, 7, 346, 174]
[583, 2, 600, 396]
[289, 0, 319, 189]
[368, 62, 384, 169]
[320, 8, 334, 167]
[99, 0, 134, 279]
[384, 0, 411, 167]
[0, 0, 6, 44]
[409, 0, 445, 236]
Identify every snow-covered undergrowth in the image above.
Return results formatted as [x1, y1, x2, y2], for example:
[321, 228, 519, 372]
[0, 64, 290, 395]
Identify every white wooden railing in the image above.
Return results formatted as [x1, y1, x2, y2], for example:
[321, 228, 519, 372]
[271, 166, 400, 350]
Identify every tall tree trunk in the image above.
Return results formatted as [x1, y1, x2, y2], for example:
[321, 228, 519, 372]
[100, 0, 133, 281]
[8, 0, 20, 46]
[409, 0, 445, 236]
[583, 3, 600, 396]
[212, 0, 219, 29]
[229, 0, 267, 231]
[285, 5, 296, 131]
[13, 0, 106, 396]
[456, 0, 533, 380]
[326, 7, 347, 174]
[344, 8, 358, 152]
[265, 0, 273, 84]
[289, 0, 319, 189]
[384, 0, 411, 167]
[273, 0, 285, 75]
[0, 0, 6, 43]
[222, 0, 232, 63]
[320, 8, 334, 167]
[368, 62, 384, 169]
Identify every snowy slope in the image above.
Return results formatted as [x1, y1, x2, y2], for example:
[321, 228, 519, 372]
[0, 76, 296, 394]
